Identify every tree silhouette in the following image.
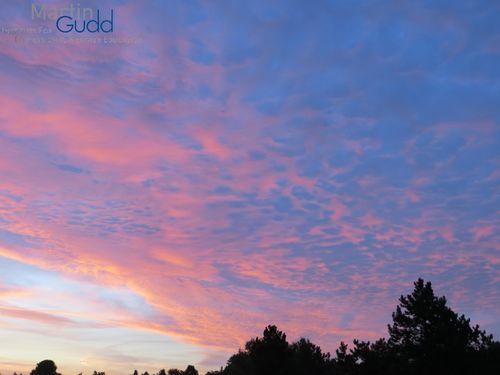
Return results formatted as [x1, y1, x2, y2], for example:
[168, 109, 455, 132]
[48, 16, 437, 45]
[341, 338, 392, 375]
[386, 278, 498, 374]
[30, 361, 60, 375]
[290, 338, 331, 375]
[224, 349, 255, 375]
[223, 325, 290, 375]
[223, 325, 336, 375]
[246, 325, 291, 375]
[333, 341, 356, 375]
[165, 367, 198, 375]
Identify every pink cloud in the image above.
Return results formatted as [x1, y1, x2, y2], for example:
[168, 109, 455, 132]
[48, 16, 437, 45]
[472, 225, 496, 241]
[0, 305, 76, 326]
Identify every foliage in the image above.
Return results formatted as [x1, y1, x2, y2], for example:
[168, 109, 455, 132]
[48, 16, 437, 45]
[29, 361, 60, 375]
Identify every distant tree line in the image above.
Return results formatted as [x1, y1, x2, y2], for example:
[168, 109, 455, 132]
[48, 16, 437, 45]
[27, 362, 200, 375]
[23, 279, 499, 375]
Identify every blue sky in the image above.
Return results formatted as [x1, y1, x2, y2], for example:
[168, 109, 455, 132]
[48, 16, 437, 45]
[0, 1, 499, 373]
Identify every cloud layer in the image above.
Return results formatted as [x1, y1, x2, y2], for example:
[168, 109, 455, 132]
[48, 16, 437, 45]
[0, 0, 499, 373]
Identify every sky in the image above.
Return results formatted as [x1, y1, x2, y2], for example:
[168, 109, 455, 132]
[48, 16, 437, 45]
[0, 0, 499, 373]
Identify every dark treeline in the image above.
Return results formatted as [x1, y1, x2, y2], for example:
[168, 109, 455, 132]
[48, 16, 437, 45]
[22, 279, 500, 375]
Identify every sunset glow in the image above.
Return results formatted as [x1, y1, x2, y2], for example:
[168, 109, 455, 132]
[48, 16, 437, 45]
[0, 1, 499, 374]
